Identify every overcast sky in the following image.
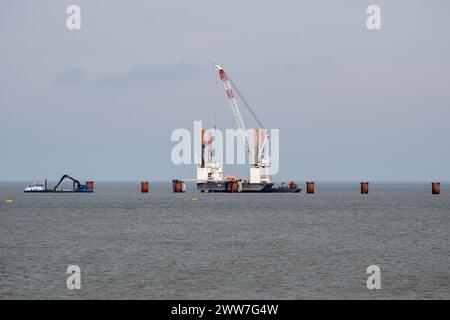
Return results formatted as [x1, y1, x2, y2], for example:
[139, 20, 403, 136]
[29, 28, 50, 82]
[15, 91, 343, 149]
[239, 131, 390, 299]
[1, 0, 449, 182]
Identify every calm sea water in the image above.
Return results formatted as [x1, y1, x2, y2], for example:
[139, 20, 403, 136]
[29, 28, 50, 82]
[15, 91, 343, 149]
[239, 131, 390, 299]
[0, 181, 449, 299]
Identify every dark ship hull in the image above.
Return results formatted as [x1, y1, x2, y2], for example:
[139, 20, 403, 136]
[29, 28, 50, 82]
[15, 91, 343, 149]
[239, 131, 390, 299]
[197, 181, 301, 193]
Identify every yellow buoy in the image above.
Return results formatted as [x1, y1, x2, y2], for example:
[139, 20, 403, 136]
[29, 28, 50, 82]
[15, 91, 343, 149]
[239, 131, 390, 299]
[5, 198, 13, 203]
[192, 196, 198, 202]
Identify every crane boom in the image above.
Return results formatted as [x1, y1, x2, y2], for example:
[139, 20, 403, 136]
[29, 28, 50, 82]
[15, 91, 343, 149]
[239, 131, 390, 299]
[215, 64, 249, 149]
[213, 64, 273, 184]
[53, 174, 81, 191]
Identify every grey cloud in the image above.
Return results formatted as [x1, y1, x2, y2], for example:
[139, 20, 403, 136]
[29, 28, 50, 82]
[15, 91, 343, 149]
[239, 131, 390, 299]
[53, 64, 202, 87]
[93, 64, 202, 87]
[53, 67, 87, 85]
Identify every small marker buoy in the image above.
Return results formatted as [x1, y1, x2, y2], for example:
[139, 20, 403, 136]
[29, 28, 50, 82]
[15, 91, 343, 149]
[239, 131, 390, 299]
[192, 197, 198, 202]
[5, 198, 13, 203]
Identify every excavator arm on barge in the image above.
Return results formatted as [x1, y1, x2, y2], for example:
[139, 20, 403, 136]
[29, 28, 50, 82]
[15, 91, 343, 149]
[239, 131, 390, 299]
[53, 174, 82, 191]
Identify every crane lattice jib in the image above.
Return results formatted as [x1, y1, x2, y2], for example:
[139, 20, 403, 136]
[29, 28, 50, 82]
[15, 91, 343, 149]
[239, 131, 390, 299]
[215, 64, 249, 149]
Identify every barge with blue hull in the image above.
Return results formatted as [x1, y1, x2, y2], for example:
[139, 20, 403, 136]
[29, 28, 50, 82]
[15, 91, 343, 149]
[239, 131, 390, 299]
[24, 175, 94, 193]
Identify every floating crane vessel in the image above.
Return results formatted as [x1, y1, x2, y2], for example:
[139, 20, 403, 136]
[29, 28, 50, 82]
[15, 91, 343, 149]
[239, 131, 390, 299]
[196, 64, 301, 193]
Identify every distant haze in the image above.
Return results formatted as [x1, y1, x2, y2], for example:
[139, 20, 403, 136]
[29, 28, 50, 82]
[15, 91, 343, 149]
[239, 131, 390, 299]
[1, 1, 449, 182]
